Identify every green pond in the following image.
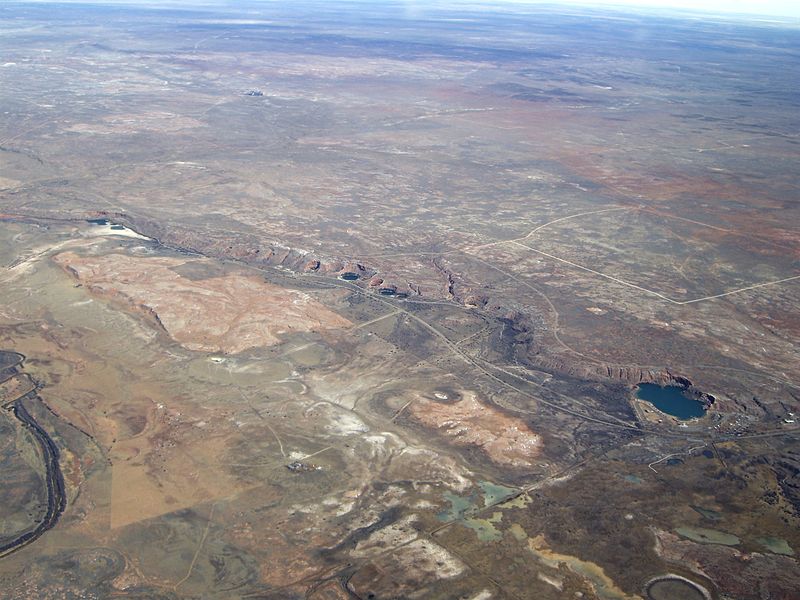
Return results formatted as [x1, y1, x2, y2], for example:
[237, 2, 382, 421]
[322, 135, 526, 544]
[637, 383, 705, 420]
[437, 481, 517, 523]
[437, 492, 476, 522]
[675, 526, 739, 546]
[757, 536, 794, 556]
[479, 481, 517, 506]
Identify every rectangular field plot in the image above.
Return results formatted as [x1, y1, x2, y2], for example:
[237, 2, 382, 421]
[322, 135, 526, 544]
[515, 208, 799, 304]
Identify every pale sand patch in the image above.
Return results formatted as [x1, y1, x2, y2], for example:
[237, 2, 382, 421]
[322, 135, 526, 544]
[0, 176, 21, 189]
[66, 111, 205, 135]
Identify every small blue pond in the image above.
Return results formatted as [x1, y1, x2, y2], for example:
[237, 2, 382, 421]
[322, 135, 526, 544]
[637, 383, 706, 420]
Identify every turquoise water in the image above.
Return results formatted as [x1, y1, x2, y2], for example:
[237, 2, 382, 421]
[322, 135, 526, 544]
[437, 492, 476, 522]
[758, 536, 794, 556]
[479, 481, 517, 506]
[675, 526, 739, 546]
[436, 481, 517, 523]
[637, 383, 705, 420]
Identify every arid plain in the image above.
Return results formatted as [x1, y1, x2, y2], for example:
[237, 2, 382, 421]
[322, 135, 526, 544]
[0, 1, 799, 599]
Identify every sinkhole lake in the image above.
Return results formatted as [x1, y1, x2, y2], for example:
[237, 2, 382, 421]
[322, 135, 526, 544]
[637, 383, 706, 420]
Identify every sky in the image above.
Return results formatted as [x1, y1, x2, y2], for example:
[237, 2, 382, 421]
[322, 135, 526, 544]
[548, 0, 800, 18]
[12, 0, 800, 20]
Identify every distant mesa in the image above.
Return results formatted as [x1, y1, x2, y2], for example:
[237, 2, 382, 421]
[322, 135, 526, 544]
[244, 89, 264, 96]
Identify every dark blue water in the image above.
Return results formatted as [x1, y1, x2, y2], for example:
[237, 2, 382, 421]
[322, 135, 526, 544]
[636, 383, 706, 420]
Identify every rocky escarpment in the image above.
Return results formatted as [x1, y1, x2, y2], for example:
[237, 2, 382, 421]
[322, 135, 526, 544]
[87, 212, 714, 399]
[431, 257, 456, 299]
[534, 359, 714, 396]
[447, 274, 717, 396]
[106, 212, 380, 284]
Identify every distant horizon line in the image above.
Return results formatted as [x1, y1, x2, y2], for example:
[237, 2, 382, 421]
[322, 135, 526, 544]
[6, 0, 800, 22]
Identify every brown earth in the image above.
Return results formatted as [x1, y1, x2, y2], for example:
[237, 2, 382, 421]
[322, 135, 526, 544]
[654, 530, 800, 600]
[53, 252, 350, 354]
[0, 373, 35, 405]
[407, 391, 541, 468]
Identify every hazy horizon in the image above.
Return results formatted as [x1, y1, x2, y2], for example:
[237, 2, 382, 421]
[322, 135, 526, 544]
[545, 0, 800, 19]
[7, 0, 800, 20]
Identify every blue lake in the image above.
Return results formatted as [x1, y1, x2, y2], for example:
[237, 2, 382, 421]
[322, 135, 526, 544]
[637, 383, 706, 420]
